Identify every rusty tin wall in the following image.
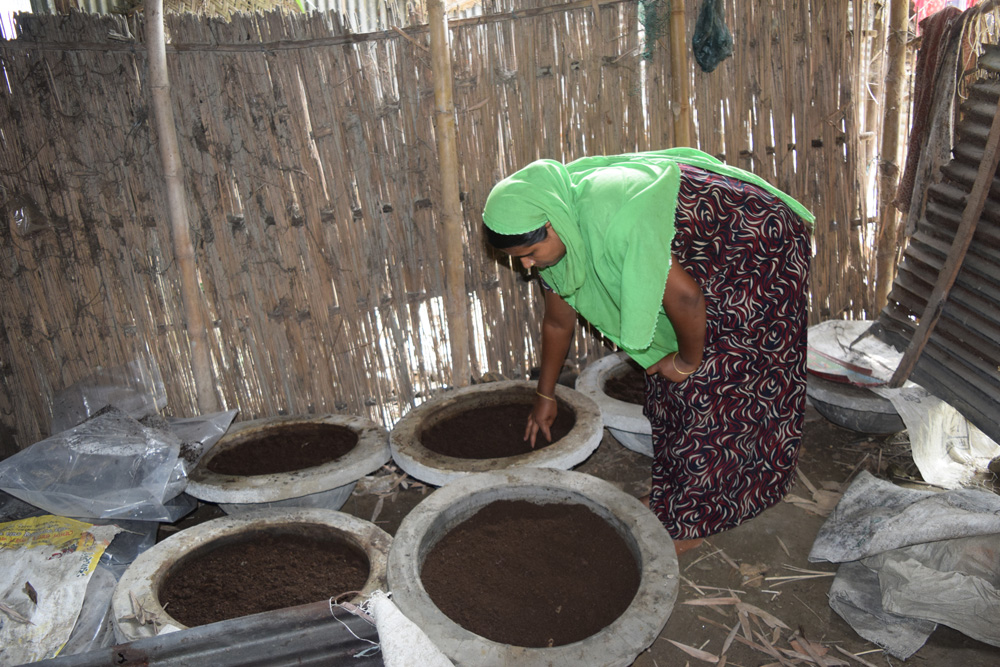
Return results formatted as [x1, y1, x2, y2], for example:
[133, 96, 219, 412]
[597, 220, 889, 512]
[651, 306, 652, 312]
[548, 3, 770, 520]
[874, 44, 1000, 444]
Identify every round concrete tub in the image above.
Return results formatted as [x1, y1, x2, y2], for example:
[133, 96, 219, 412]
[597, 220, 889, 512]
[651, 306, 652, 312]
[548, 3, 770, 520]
[111, 508, 391, 642]
[186, 414, 390, 513]
[390, 380, 603, 487]
[806, 373, 904, 434]
[387, 467, 678, 666]
[575, 352, 653, 457]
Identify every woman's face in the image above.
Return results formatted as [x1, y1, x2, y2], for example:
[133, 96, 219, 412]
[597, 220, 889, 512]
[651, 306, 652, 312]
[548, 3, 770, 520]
[501, 222, 567, 271]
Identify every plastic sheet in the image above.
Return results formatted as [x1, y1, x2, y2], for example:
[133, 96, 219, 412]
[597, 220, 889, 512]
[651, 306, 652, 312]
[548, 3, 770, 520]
[94, 518, 159, 578]
[166, 409, 238, 468]
[810, 472, 1000, 658]
[807, 320, 1000, 489]
[50, 358, 166, 436]
[0, 407, 192, 522]
[692, 0, 733, 73]
[871, 383, 1000, 490]
[0, 515, 121, 664]
[4, 191, 50, 237]
[52, 520, 159, 657]
[59, 565, 118, 657]
[825, 560, 938, 659]
[867, 535, 999, 647]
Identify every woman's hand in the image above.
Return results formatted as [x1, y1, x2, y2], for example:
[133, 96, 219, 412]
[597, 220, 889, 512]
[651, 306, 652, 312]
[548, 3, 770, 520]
[658, 254, 706, 381]
[646, 352, 699, 383]
[525, 290, 576, 449]
[525, 394, 558, 448]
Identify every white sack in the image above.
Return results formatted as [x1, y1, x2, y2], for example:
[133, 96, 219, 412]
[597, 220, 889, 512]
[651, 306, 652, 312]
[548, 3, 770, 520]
[367, 590, 454, 667]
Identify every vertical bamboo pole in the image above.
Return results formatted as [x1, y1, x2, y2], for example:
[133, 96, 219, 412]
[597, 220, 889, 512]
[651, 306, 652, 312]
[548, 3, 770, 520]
[874, 0, 909, 311]
[670, 0, 692, 146]
[428, 0, 471, 388]
[145, 0, 219, 413]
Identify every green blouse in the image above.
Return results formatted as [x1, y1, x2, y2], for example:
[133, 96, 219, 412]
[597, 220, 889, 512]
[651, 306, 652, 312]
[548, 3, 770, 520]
[482, 148, 814, 367]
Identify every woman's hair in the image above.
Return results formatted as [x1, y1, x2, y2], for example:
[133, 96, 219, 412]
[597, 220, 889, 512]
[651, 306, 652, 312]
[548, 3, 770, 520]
[483, 223, 547, 249]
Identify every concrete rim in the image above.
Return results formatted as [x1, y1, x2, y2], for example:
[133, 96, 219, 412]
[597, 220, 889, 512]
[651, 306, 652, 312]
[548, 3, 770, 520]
[186, 414, 390, 504]
[218, 482, 358, 515]
[806, 373, 899, 415]
[607, 427, 654, 458]
[575, 352, 651, 434]
[389, 380, 604, 487]
[112, 508, 392, 642]
[577, 353, 653, 457]
[387, 467, 679, 667]
[806, 373, 905, 434]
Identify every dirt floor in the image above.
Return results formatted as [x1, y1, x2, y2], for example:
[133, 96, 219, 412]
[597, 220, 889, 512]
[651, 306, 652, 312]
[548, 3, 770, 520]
[339, 401, 1000, 667]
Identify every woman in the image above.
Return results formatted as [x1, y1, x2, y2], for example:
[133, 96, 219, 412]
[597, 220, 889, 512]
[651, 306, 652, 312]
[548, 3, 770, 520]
[482, 148, 813, 554]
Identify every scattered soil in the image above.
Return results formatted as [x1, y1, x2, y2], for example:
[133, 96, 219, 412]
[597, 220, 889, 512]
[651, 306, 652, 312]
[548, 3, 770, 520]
[420, 499, 639, 647]
[420, 402, 575, 458]
[159, 526, 369, 627]
[206, 422, 358, 476]
[603, 361, 647, 405]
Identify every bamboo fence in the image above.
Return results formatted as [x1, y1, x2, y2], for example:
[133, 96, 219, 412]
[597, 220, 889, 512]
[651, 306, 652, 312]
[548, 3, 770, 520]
[0, 0, 906, 452]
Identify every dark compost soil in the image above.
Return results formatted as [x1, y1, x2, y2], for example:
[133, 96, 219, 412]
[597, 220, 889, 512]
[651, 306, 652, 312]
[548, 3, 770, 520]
[420, 499, 640, 648]
[420, 402, 575, 459]
[603, 361, 647, 405]
[338, 406, 1000, 667]
[206, 422, 358, 476]
[159, 526, 370, 627]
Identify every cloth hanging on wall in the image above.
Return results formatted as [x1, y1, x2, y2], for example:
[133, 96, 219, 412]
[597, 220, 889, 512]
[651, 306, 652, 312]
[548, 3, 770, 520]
[915, 0, 984, 32]
[893, 7, 965, 215]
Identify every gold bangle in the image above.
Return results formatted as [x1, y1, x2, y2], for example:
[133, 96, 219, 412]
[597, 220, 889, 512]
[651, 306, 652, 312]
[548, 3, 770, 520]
[671, 354, 697, 376]
[536, 391, 557, 402]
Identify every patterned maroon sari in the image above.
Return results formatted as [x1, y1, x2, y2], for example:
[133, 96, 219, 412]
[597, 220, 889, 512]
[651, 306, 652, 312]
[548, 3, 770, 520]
[646, 165, 811, 540]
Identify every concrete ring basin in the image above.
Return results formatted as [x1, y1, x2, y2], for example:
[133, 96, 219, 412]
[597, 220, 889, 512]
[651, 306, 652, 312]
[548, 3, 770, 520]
[387, 466, 679, 666]
[806, 372, 904, 434]
[576, 352, 652, 457]
[185, 414, 390, 513]
[111, 508, 392, 642]
[389, 380, 603, 487]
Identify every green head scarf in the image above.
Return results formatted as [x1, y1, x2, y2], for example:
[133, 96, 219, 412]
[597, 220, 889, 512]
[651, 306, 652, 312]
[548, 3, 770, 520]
[483, 148, 815, 365]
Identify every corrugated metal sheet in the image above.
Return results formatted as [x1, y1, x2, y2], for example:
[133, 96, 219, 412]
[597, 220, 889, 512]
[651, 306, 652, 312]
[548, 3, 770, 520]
[34, 600, 384, 666]
[873, 43, 1000, 443]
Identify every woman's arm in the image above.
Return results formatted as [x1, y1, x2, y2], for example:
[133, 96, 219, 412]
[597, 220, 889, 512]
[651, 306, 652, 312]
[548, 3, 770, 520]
[646, 253, 706, 380]
[527, 289, 577, 447]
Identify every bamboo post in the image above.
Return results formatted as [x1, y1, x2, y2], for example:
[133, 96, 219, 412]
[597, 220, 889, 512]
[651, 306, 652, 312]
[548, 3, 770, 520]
[670, 0, 692, 146]
[874, 0, 909, 311]
[428, 0, 472, 388]
[145, 0, 219, 413]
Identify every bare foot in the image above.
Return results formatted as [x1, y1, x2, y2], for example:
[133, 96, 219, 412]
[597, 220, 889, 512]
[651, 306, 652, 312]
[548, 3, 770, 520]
[637, 493, 701, 555]
[673, 538, 704, 557]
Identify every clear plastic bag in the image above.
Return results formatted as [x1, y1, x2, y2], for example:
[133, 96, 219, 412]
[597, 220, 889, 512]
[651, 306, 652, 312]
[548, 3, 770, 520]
[0, 407, 192, 522]
[60, 564, 118, 657]
[4, 190, 50, 237]
[50, 357, 167, 435]
[165, 409, 238, 469]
